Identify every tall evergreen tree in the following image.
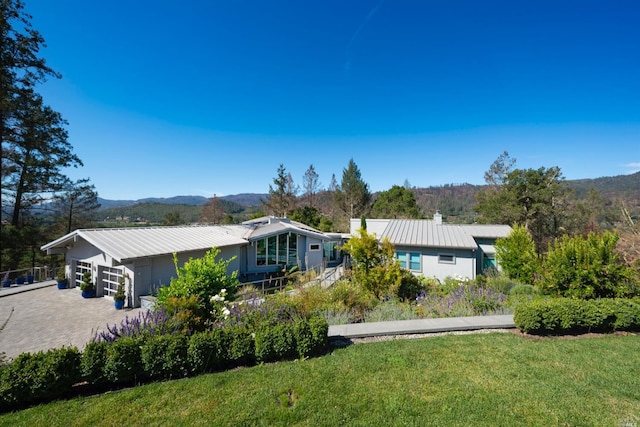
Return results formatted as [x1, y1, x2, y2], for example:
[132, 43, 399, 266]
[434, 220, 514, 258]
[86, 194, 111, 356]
[262, 164, 297, 217]
[476, 165, 568, 254]
[2, 0, 84, 270]
[334, 159, 371, 229]
[302, 164, 321, 208]
[199, 194, 224, 225]
[52, 178, 100, 234]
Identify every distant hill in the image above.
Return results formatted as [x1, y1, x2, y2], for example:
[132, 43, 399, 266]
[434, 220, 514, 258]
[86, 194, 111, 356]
[220, 193, 267, 207]
[94, 172, 639, 225]
[97, 193, 267, 210]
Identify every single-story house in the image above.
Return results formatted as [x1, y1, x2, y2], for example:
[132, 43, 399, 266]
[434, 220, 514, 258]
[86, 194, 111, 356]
[41, 217, 343, 307]
[350, 213, 512, 282]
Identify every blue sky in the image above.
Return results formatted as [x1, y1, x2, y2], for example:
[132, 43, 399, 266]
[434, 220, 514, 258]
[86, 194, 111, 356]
[26, 0, 640, 200]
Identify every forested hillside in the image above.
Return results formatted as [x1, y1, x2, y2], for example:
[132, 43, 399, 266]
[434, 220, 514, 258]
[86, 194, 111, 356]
[93, 171, 639, 226]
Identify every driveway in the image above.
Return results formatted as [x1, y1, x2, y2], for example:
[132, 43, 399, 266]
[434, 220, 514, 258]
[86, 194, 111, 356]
[0, 283, 145, 360]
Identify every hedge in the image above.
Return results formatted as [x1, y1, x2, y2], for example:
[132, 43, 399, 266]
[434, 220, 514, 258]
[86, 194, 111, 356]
[0, 347, 81, 409]
[0, 314, 329, 410]
[514, 298, 640, 334]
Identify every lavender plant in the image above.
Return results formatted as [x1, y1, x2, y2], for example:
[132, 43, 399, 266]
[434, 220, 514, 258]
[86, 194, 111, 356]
[93, 309, 176, 343]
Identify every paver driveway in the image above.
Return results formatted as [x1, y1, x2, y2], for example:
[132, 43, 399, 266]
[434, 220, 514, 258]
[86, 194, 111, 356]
[0, 283, 145, 359]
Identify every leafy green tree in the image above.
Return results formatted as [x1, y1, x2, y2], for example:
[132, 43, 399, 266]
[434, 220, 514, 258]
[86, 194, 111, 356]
[334, 159, 371, 230]
[495, 225, 540, 284]
[342, 228, 402, 299]
[290, 205, 321, 228]
[541, 232, 633, 299]
[262, 164, 297, 217]
[476, 165, 568, 254]
[370, 185, 421, 219]
[163, 211, 184, 226]
[318, 217, 333, 232]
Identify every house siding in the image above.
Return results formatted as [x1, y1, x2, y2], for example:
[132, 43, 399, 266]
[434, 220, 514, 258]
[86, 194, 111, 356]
[396, 246, 476, 282]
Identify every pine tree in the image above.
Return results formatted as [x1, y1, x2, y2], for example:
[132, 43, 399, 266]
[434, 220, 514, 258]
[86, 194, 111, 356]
[199, 194, 224, 225]
[334, 159, 371, 230]
[302, 164, 321, 208]
[263, 164, 297, 217]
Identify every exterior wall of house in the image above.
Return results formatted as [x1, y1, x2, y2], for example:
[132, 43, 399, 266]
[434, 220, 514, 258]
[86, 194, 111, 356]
[66, 240, 117, 297]
[66, 242, 242, 307]
[303, 236, 325, 271]
[349, 218, 390, 237]
[135, 246, 242, 305]
[395, 245, 477, 282]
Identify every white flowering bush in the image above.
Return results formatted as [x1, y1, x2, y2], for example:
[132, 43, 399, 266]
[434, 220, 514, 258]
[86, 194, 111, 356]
[210, 289, 231, 323]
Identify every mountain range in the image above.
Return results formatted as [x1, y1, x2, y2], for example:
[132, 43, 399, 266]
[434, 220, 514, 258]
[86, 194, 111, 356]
[97, 193, 266, 210]
[96, 172, 639, 224]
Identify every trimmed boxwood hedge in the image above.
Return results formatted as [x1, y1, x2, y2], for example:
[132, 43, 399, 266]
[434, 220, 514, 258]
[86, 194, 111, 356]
[514, 297, 640, 334]
[0, 347, 81, 409]
[0, 314, 330, 410]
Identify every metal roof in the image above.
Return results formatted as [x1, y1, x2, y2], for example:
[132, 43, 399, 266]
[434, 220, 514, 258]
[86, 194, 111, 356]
[458, 224, 512, 239]
[41, 225, 252, 263]
[246, 219, 328, 241]
[380, 220, 479, 249]
[478, 243, 497, 254]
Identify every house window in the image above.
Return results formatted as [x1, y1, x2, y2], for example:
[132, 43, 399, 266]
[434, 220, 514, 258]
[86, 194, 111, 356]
[288, 234, 297, 266]
[267, 235, 277, 265]
[309, 243, 321, 251]
[409, 253, 421, 271]
[438, 253, 455, 264]
[483, 255, 496, 270]
[396, 252, 421, 271]
[256, 239, 266, 265]
[278, 234, 288, 264]
[256, 233, 298, 267]
[397, 252, 407, 269]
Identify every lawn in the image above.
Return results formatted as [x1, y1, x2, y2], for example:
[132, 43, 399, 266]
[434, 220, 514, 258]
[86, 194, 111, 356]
[1, 333, 638, 426]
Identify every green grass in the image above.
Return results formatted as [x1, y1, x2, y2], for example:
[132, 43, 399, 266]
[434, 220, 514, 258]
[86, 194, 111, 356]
[2, 333, 639, 426]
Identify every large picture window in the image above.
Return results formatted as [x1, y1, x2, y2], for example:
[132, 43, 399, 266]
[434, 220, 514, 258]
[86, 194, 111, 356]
[267, 235, 277, 265]
[256, 239, 266, 265]
[256, 233, 298, 267]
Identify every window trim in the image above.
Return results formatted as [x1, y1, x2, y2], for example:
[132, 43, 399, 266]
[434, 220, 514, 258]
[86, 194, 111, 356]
[309, 243, 321, 251]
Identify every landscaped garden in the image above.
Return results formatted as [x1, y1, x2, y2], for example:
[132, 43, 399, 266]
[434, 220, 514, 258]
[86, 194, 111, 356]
[1, 227, 639, 420]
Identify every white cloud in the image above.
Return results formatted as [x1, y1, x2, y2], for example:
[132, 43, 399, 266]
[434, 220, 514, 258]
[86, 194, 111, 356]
[624, 162, 640, 173]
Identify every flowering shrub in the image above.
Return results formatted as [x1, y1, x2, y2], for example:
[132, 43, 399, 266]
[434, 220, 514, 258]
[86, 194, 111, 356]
[93, 309, 175, 343]
[416, 284, 508, 318]
[156, 247, 239, 319]
[210, 288, 231, 323]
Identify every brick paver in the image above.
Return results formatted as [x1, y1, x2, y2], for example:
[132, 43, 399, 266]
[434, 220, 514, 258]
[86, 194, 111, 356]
[0, 282, 144, 359]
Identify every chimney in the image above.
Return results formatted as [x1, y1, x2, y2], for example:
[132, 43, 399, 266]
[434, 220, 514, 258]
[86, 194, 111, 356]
[434, 211, 442, 225]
